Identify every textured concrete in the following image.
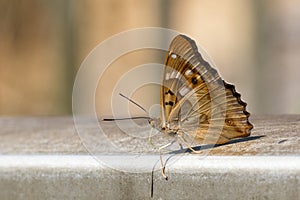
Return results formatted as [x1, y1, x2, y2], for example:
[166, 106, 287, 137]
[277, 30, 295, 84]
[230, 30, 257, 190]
[0, 115, 300, 199]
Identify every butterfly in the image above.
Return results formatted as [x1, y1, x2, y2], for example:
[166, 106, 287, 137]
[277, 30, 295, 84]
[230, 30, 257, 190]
[104, 34, 253, 180]
[148, 34, 253, 179]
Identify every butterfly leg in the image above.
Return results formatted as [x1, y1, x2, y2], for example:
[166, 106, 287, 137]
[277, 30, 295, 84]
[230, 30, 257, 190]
[148, 127, 157, 149]
[178, 142, 183, 150]
[158, 139, 177, 180]
[178, 135, 203, 154]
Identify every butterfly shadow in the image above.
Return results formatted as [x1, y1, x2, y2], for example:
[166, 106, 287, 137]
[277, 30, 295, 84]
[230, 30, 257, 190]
[168, 135, 266, 156]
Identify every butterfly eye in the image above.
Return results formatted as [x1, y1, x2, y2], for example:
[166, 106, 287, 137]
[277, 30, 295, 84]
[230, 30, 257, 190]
[171, 53, 177, 59]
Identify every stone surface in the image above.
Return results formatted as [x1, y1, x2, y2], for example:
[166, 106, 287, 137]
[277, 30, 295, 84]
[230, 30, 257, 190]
[0, 115, 299, 199]
[0, 115, 299, 155]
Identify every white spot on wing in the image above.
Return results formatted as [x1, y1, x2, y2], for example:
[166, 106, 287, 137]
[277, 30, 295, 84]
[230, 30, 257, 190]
[170, 71, 177, 78]
[171, 53, 177, 59]
[179, 87, 190, 96]
[185, 69, 192, 76]
[165, 73, 170, 80]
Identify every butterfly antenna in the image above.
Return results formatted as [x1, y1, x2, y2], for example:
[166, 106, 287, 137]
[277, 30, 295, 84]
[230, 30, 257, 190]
[119, 93, 149, 115]
[101, 93, 150, 122]
[101, 116, 150, 121]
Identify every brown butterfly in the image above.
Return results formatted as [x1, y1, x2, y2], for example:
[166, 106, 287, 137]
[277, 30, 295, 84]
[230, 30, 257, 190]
[148, 34, 253, 179]
[104, 34, 253, 180]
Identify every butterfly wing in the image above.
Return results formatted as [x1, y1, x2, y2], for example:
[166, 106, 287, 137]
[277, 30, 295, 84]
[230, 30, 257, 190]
[161, 34, 253, 144]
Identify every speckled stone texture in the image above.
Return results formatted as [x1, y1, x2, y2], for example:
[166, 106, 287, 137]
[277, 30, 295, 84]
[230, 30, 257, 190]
[0, 115, 299, 199]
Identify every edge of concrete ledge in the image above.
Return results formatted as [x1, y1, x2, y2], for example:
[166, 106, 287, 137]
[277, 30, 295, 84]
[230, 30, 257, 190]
[0, 155, 299, 199]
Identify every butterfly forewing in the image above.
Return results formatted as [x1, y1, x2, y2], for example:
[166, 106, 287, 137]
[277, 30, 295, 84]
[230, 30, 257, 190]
[161, 34, 253, 145]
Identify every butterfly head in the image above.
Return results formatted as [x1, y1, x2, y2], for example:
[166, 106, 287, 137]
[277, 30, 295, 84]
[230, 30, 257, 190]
[148, 118, 161, 130]
[149, 118, 179, 136]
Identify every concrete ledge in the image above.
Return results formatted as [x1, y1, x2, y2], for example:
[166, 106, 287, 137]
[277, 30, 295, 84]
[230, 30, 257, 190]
[0, 155, 299, 199]
[0, 115, 300, 199]
[0, 155, 300, 199]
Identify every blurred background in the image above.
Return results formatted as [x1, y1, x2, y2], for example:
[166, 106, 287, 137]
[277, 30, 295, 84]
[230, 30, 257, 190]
[0, 0, 300, 116]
